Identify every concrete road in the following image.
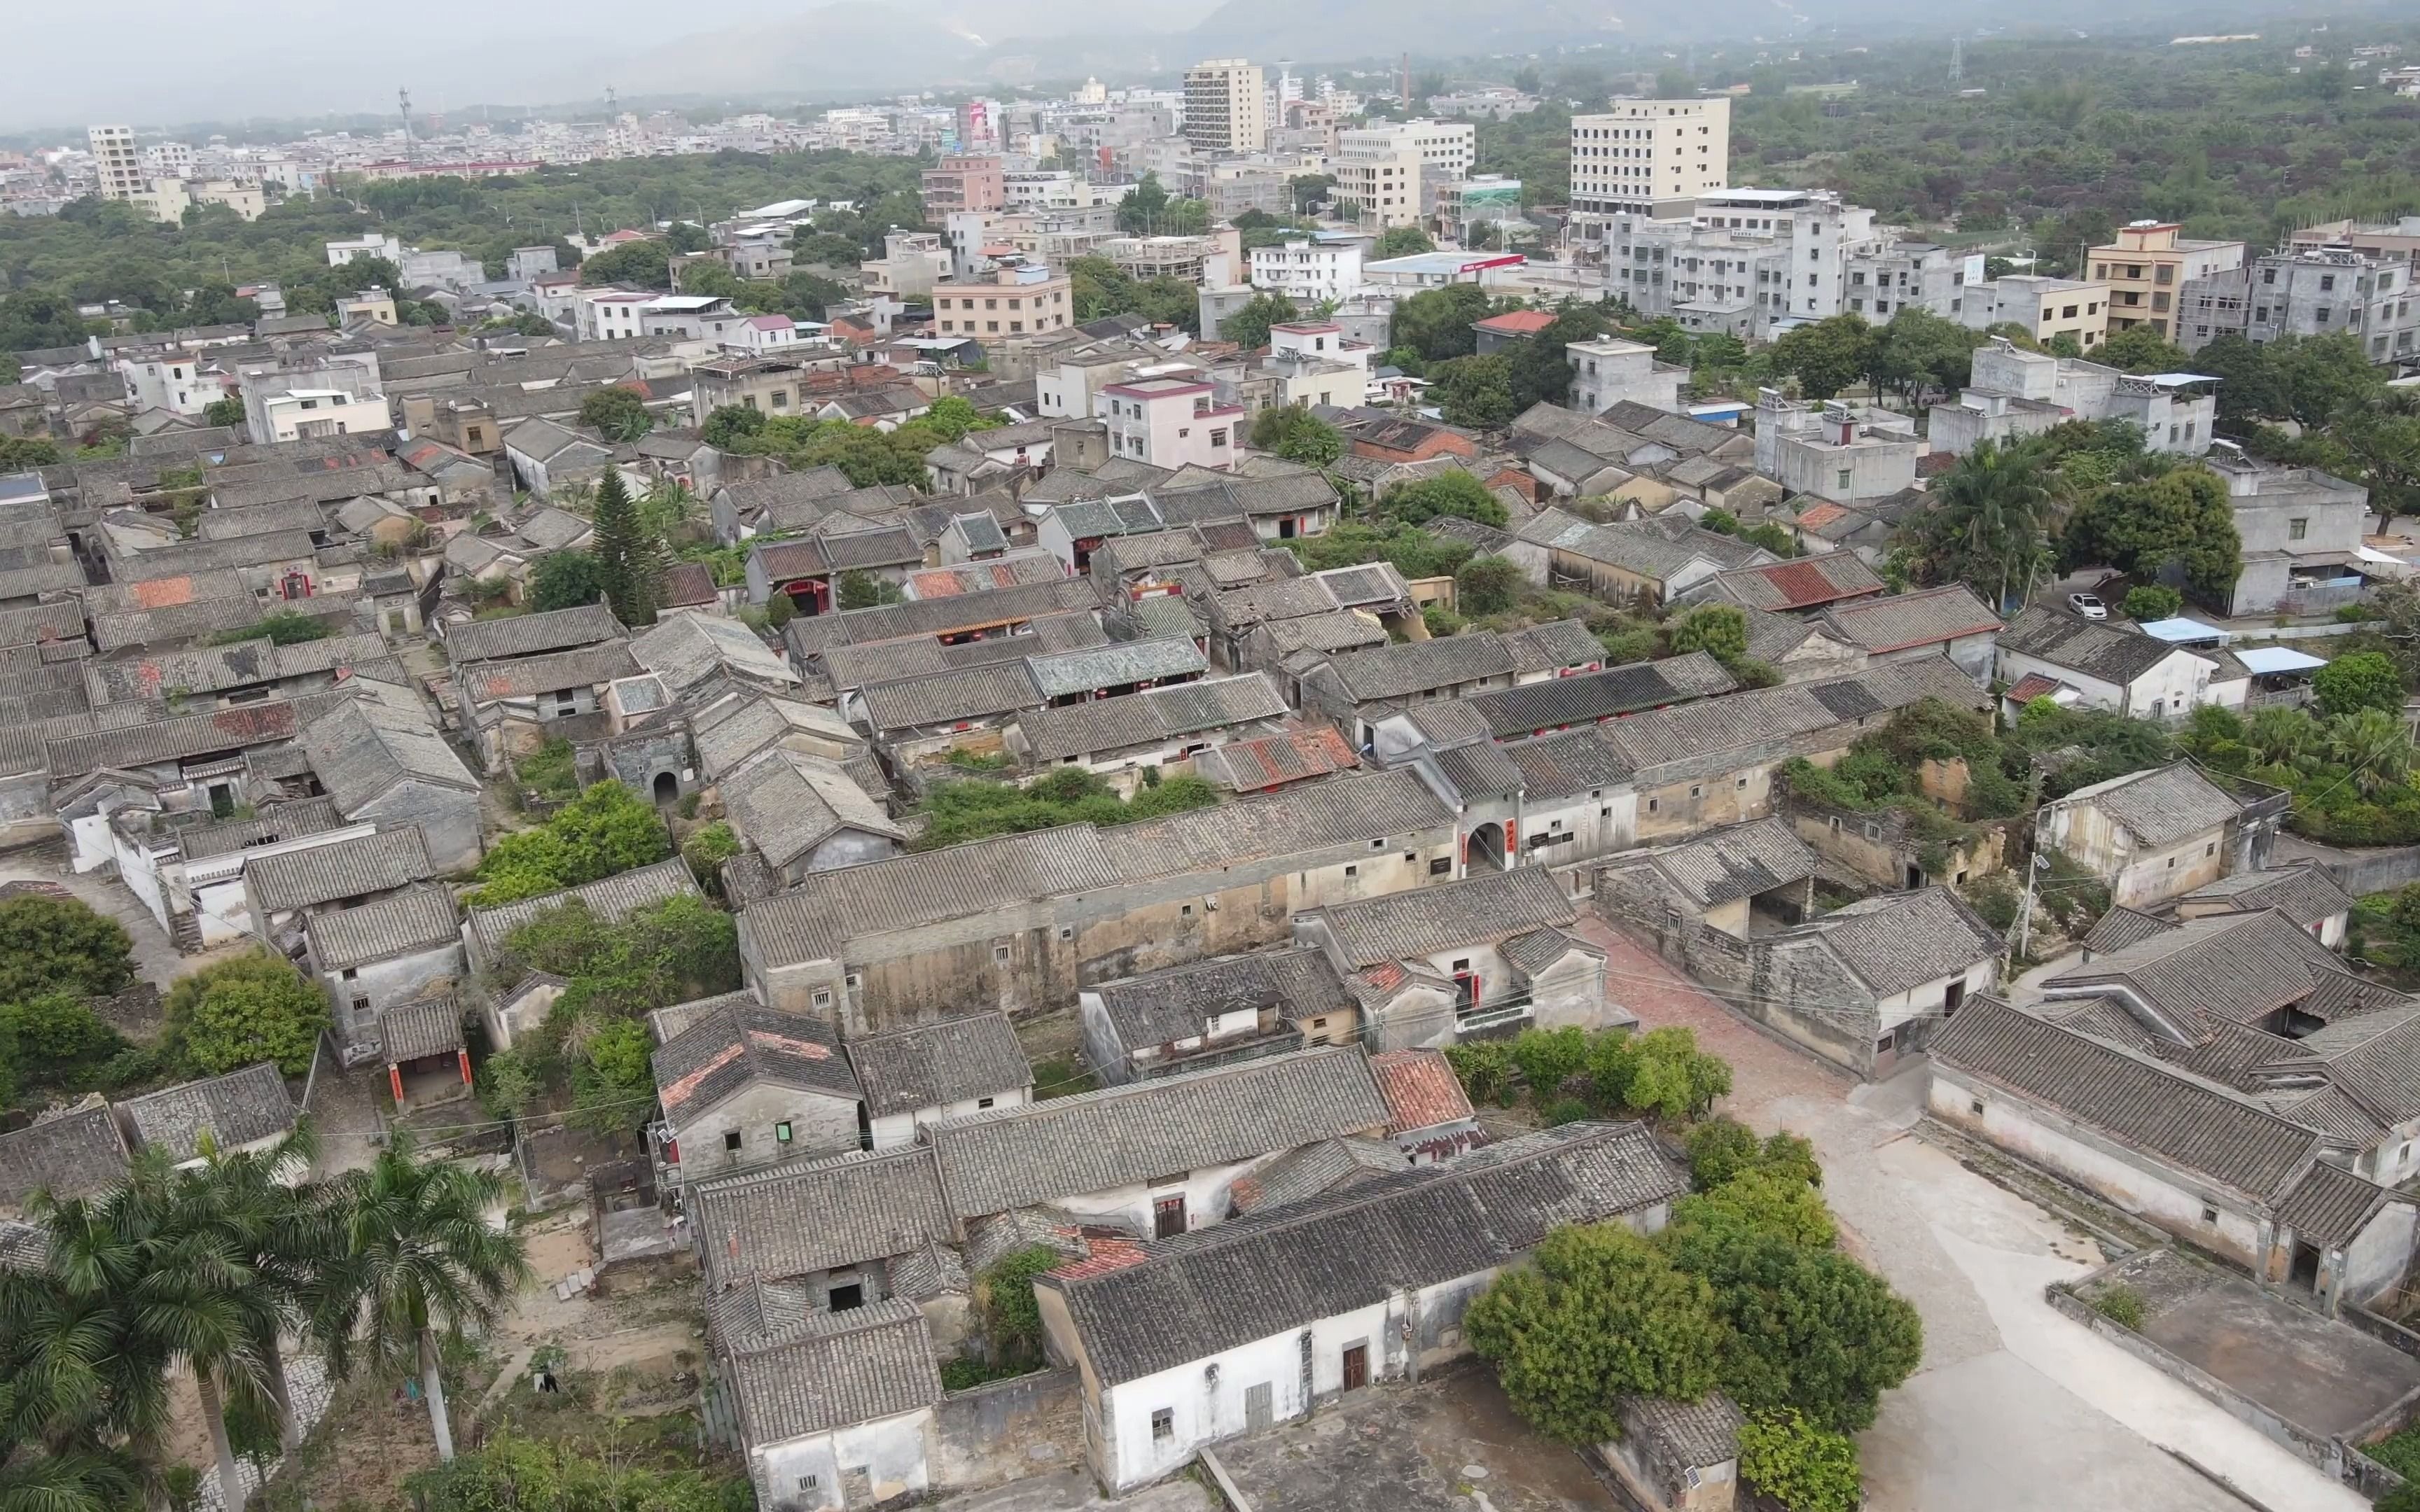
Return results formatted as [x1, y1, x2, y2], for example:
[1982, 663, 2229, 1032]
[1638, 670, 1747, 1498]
[1578, 918, 2365, 1512]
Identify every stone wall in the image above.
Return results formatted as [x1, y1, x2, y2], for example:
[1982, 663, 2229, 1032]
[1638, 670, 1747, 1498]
[929, 1368, 1086, 1493]
[2275, 833, 2420, 899]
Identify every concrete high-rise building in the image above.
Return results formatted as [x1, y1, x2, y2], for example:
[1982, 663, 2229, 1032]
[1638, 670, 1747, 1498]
[1566, 97, 1730, 261]
[1332, 128, 1427, 230]
[87, 125, 144, 201]
[1185, 59, 1269, 155]
[2177, 244, 2420, 362]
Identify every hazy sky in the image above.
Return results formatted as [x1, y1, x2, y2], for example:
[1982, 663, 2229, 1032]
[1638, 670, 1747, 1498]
[6, 0, 1225, 134]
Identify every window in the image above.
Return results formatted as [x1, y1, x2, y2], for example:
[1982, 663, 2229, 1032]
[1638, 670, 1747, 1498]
[798, 1476, 819, 1493]
[1343, 864, 1358, 877]
[2206, 842, 2216, 857]
[812, 988, 833, 1009]
[993, 944, 1011, 964]
[340, 967, 359, 981]
[723, 1130, 743, 1152]
[1059, 926, 1074, 940]
[1151, 1408, 1174, 1441]
[775, 1121, 793, 1144]
[2200, 1204, 2220, 1224]
[2288, 517, 2308, 540]
[1647, 797, 1658, 813]
[1836, 468, 1853, 493]
[1688, 785, 1702, 798]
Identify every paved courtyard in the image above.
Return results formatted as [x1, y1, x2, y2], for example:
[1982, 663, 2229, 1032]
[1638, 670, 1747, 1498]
[1573, 917, 2369, 1512]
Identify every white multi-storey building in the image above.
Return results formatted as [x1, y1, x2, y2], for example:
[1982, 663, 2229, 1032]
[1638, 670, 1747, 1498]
[1249, 238, 1365, 303]
[1606, 188, 1875, 340]
[1332, 127, 1426, 230]
[1567, 97, 1730, 260]
[86, 125, 144, 201]
[2178, 244, 2420, 363]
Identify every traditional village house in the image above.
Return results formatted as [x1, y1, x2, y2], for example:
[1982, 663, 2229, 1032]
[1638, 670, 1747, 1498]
[1078, 944, 1359, 1086]
[1748, 886, 2004, 1077]
[2035, 762, 2287, 911]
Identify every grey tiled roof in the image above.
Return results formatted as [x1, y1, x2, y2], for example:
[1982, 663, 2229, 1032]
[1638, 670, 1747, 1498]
[857, 662, 1043, 730]
[2056, 762, 2242, 849]
[784, 578, 1099, 656]
[459, 643, 641, 701]
[1599, 657, 1988, 777]
[44, 701, 298, 777]
[1311, 634, 1517, 704]
[1024, 637, 1208, 699]
[653, 998, 856, 1121]
[119, 1063, 296, 1162]
[2178, 865, 2356, 930]
[299, 699, 478, 813]
[1503, 620, 1604, 675]
[2263, 1005, 2420, 1126]
[1229, 1136, 1403, 1213]
[380, 994, 466, 1063]
[723, 1297, 942, 1449]
[306, 885, 459, 972]
[1620, 1394, 1745, 1469]
[1819, 584, 1998, 653]
[924, 1046, 1391, 1219]
[1090, 945, 1356, 1055]
[2081, 905, 2176, 955]
[1618, 817, 1818, 908]
[723, 751, 901, 869]
[690, 1144, 952, 1286]
[246, 827, 433, 913]
[742, 827, 1122, 967]
[629, 613, 798, 694]
[2039, 910, 2362, 1033]
[844, 1012, 1031, 1115]
[1461, 652, 1734, 736]
[0, 1103, 130, 1208]
[2272, 1158, 2393, 1245]
[176, 796, 346, 860]
[1779, 886, 2000, 996]
[1101, 767, 1454, 882]
[443, 603, 625, 665]
[1312, 867, 1578, 967]
[1698, 553, 1885, 612]
[1041, 1121, 1685, 1385]
[467, 858, 702, 958]
[1013, 673, 1287, 762]
[1932, 997, 2323, 1203]
[2001, 605, 2181, 684]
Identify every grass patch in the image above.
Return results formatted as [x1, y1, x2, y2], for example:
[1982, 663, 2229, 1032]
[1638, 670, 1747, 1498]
[1029, 1058, 1097, 1100]
[2090, 1284, 2146, 1330]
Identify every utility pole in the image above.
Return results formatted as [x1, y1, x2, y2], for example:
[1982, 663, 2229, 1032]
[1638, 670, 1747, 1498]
[2015, 850, 2047, 961]
[398, 87, 415, 165]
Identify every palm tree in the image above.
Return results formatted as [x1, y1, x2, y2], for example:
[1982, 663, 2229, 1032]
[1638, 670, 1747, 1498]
[2329, 708, 2419, 797]
[174, 1124, 333, 1455]
[2243, 704, 2320, 769]
[316, 1136, 529, 1462]
[1927, 438, 2051, 610]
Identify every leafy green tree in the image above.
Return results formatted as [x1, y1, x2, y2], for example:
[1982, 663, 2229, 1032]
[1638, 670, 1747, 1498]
[200, 396, 247, 428]
[2268, 332, 2383, 430]
[2327, 707, 2419, 796]
[1221, 291, 1298, 353]
[1373, 226, 1436, 258]
[982, 1246, 1061, 1364]
[837, 569, 903, 610]
[2332, 386, 2420, 528]
[1429, 355, 1519, 429]
[0, 895, 133, 1004]
[1909, 436, 2053, 610]
[1591, 1025, 1732, 1121]
[1377, 470, 1508, 528]
[576, 385, 654, 443]
[1455, 555, 1524, 615]
[2314, 650, 2406, 720]
[1506, 307, 1611, 410]
[1680, 1233, 1923, 1433]
[1685, 1117, 1763, 1189]
[1391, 284, 1498, 363]
[2120, 584, 2182, 622]
[2095, 323, 2190, 374]
[1669, 604, 1750, 665]
[570, 1019, 654, 1133]
[1116, 173, 1171, 233]
[681, 820, 742, 891]
[1665, 1170, 1840, 1257]
[162, 951, 329, 1076]
[2062, 466, 2241, 603]
[1738, 1410, 1863, 1512]
[587, 468, 662, 626]
[1864, 308, 1983, 406]
[1250, 406, 1344, 466]
[700, 402, 766, 449]
[0, 991, 121, 1085]
[1466, 1223, 1725, 1443]
[527, 548, 604, 612]
[318, 1135, 530, 1462]
[1508, 1026, 1592, 1102]
[1769, 315, 1874, 400]
[0, 437, 62, 470]
[468, 780, 671, 905]
[577, 239, 673, 289]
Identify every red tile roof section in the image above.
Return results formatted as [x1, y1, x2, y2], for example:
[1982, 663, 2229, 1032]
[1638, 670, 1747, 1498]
[1370, 1049, 1477, 1135]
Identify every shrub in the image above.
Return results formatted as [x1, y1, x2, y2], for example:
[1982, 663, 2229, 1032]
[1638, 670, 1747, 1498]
[1508, 1024, 1591, 1101]
[0, 895, 134, 1004]
[1541, 1096, 1593, 1126]
[982, 1246, 1062, 1363]
[1738, 1410, 1863, 1512]
[468, 780, 670, 905]
[1686, 1117, 1762, 1189]
[2120, 584, 2181, 622]
[2091, 1284, 2147, 1330]
[1444, 1040, 1517, 1105]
